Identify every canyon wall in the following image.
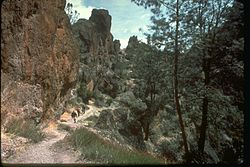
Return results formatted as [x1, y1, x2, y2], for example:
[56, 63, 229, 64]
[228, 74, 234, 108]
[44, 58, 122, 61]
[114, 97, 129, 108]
[1, 0, 79, 125]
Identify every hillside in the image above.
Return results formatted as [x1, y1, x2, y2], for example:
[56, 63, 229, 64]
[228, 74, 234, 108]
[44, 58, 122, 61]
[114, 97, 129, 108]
[1, 0, 244, 165]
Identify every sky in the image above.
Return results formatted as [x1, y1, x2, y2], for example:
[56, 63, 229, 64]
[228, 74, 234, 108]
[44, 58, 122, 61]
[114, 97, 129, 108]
[66, 0, 152, 48]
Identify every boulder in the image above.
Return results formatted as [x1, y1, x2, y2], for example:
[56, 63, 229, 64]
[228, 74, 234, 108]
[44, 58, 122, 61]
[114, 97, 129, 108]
[59, 108, 74, 122]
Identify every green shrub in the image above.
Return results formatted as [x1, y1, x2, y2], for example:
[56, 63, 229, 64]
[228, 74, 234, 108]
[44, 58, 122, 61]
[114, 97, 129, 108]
[5, 118, 44, 143]
[81, 115, 99, 127]
[57, 123, 73, 132]
[65, 97, 80, 108]
[162, 131, 169, 137]
[106, 98, 113, 106]
[69, 127, 165, 164]
[156, 139, 179, 162]
[77, 82, 93, 104]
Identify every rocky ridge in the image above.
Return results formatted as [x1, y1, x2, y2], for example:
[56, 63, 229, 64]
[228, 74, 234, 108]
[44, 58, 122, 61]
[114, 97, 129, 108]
[72, 9, 125, 99]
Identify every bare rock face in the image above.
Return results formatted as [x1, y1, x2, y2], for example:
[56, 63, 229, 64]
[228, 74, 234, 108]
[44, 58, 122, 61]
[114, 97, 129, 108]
[89, 9, 112, 52]
[72, 9, 122, 98]
[89, 9, 111, 33]
[72, 19, 98, 55]
[113, 40, 121, 53]
[126, 35, 139, 49]
[1, 0, 79, 125]
[72, 9, 115, 56]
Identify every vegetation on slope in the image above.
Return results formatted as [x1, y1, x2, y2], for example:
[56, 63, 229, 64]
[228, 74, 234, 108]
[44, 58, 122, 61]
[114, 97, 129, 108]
[5, 118, 45, 143]
[68, 127, 165, 164]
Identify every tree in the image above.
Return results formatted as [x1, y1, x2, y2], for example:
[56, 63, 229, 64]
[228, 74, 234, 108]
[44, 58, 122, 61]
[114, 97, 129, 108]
[65, 3, 80, 24]
[181, 0, 234, 153]
[126, 36, 166, 140]
[132, 0, 243, 160]
[177, 0, 243, 162]
[172, 0, 190, 157]
[132, 0, 190, 156]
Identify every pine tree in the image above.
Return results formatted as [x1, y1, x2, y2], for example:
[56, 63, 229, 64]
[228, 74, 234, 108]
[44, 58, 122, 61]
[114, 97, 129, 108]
[132, 0, 190, 156]
[132, 0, 242, 162]
[126, 37, 166, 140]
[181, 0, 234, 154]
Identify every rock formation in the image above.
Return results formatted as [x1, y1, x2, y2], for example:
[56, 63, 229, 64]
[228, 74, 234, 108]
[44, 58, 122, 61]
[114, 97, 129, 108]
[126, 35, 139, 49]
[1, 0, 79, 125]
[113, 39, 121, 53]
[72, 9, 123, 98]
[89, 9, 113, 54]
[72, 9, 115, 57]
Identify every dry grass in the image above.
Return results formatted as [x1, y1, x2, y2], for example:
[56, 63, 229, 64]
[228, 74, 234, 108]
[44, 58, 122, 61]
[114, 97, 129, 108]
[68, 127, 165, 164]
[5, 118, 45, 143]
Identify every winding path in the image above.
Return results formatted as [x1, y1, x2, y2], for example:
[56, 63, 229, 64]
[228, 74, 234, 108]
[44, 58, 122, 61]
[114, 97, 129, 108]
[5, 102, 106, 164]
[6, 126, 81, 163]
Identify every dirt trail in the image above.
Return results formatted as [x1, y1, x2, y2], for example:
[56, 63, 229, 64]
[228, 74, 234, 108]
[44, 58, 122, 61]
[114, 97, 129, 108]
[5, 125, 81, 163]
[4, 101, 107, 164]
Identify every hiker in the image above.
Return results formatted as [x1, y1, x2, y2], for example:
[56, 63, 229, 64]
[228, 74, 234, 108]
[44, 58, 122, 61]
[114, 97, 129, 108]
[76, 108, 81, 117]
[71, 110, 77, 123]
[82, 105, 86, 114]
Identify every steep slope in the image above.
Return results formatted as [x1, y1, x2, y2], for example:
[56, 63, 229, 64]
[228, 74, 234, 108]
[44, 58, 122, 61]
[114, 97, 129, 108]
[1, 0, 79, 125]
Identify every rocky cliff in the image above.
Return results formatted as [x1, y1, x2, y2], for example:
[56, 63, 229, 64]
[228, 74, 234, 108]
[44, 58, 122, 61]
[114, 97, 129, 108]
[72, 9, 123, 98]
[1, 0, 79, 126]
[72, 9, 114, 56]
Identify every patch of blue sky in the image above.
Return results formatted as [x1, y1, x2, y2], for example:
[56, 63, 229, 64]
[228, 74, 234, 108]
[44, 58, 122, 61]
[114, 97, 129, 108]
[67, 0, 152, 48]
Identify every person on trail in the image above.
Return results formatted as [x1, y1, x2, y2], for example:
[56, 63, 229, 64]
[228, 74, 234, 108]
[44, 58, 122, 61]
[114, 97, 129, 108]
[71, 111, 77, 123]
[76, 108, 81, 117]
[82, 105, 86, 114]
